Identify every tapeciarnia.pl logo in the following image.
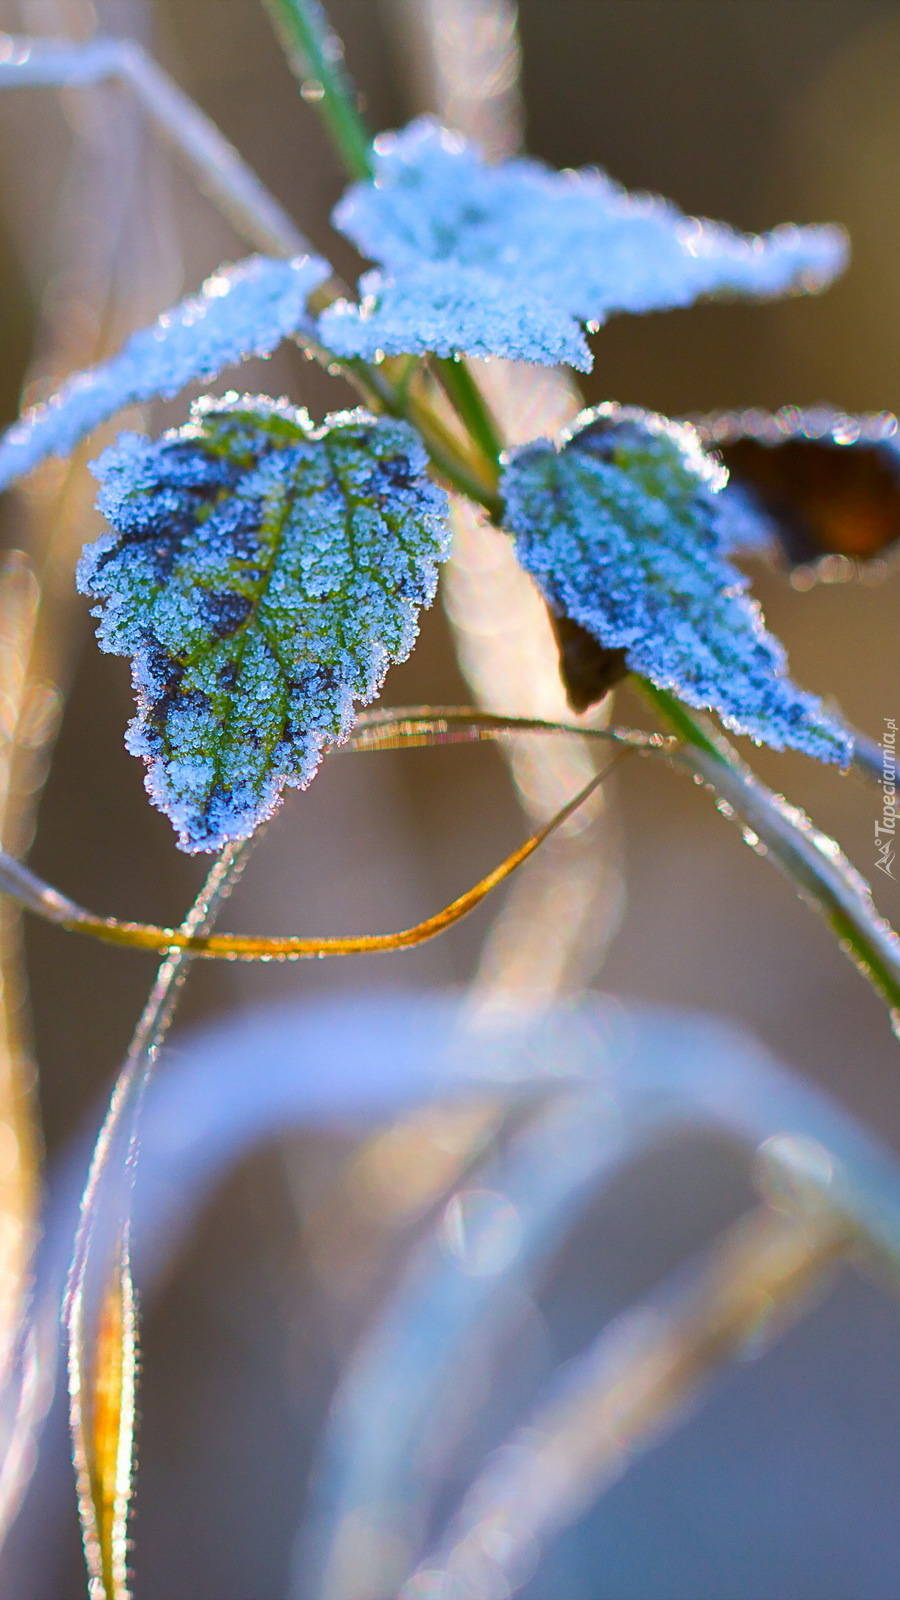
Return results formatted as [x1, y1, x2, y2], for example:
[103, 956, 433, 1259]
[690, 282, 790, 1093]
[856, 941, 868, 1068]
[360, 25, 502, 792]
[875, 718, 897, 879]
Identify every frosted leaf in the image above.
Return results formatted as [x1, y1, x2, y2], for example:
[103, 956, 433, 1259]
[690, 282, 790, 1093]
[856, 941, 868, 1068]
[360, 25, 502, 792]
[79, 395, 450, 851]
[697, 406, 900, 574]
[502, 404, 852, 763]
[318, 264, 591, 370]
[327, 118, 847, 368]
[0, 254, 330, 491]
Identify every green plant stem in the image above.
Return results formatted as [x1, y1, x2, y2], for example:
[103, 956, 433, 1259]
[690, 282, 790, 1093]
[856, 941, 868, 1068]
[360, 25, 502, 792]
[433, 358, 505, 477]
[262, 0, 373, 181]
[404, 389, 504, 515]
[640, 682, 900, 1016]
[260, 0, 513, 497]
[639, 681, 732, 767]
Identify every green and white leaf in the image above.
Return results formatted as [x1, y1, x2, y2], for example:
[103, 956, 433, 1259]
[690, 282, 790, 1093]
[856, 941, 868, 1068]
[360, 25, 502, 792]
[501, 404, 851, 763]
[79, 396, 451, 850]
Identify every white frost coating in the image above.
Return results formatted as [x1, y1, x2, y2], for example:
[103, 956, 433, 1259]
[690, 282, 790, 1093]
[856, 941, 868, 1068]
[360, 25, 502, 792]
[502, 404, 852, 765]
[324, 117, 848, 370]
[0, 254, 331, 491]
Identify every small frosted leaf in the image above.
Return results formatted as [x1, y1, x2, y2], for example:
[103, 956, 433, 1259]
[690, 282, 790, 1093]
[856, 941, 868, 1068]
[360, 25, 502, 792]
[79, 395, 450, 851]
[328, 118, 847, 368]
[698, 407, 900, 575]
[0, 254, 330, 491]
[502, 404, 851, 763]
[318, 264, 591, 370]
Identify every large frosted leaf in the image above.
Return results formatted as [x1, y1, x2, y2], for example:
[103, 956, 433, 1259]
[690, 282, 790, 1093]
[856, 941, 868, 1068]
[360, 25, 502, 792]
[322, 118, 847, 369]
[0, 254, 330, 491]
[501, 404, 851, 762]
[78, 396, 450, 851]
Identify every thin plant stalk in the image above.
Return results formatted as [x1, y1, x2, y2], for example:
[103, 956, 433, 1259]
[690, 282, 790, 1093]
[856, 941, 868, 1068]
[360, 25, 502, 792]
[66, 838, 254, 1600]
[261, 0, 373, 182]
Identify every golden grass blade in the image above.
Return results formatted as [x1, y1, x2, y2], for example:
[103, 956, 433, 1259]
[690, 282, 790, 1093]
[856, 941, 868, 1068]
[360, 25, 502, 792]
[0, 749, 630, 961]
[71, 1231, 138, 1600]
[66, 842, 253, 1600]
[0, 554, 44, 1402]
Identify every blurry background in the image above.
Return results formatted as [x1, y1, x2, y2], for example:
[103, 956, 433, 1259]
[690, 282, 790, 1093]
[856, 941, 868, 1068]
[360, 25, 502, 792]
[2, 1, 900, 1595]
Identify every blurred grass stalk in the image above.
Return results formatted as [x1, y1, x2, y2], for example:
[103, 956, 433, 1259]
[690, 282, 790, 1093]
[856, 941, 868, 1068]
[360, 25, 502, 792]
[0, 0, 182, 1547]
[404, 1204, 853, 1600]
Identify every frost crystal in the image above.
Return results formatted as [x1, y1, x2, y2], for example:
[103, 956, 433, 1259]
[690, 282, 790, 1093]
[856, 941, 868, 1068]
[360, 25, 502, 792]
[324, 117, 848, 370]
[0, 254, 330, 491]
[502, 405, 852, 763]
[80, 395, 450, 851]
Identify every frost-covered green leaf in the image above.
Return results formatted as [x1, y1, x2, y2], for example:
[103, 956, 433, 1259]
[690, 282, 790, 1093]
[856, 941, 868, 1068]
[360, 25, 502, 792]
[0, 254, 330, 491]
[501, 404, 851, 763]
[79, 396, 450, 851]
[323, 118, 847, 370]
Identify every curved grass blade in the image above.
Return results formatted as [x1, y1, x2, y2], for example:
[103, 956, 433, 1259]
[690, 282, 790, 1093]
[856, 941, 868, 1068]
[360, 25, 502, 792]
[0, 701, 896, 1011]
[45, 989, 900, 1313]
[0, 751, 628, 959]
[66, 841, 252, 1600]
